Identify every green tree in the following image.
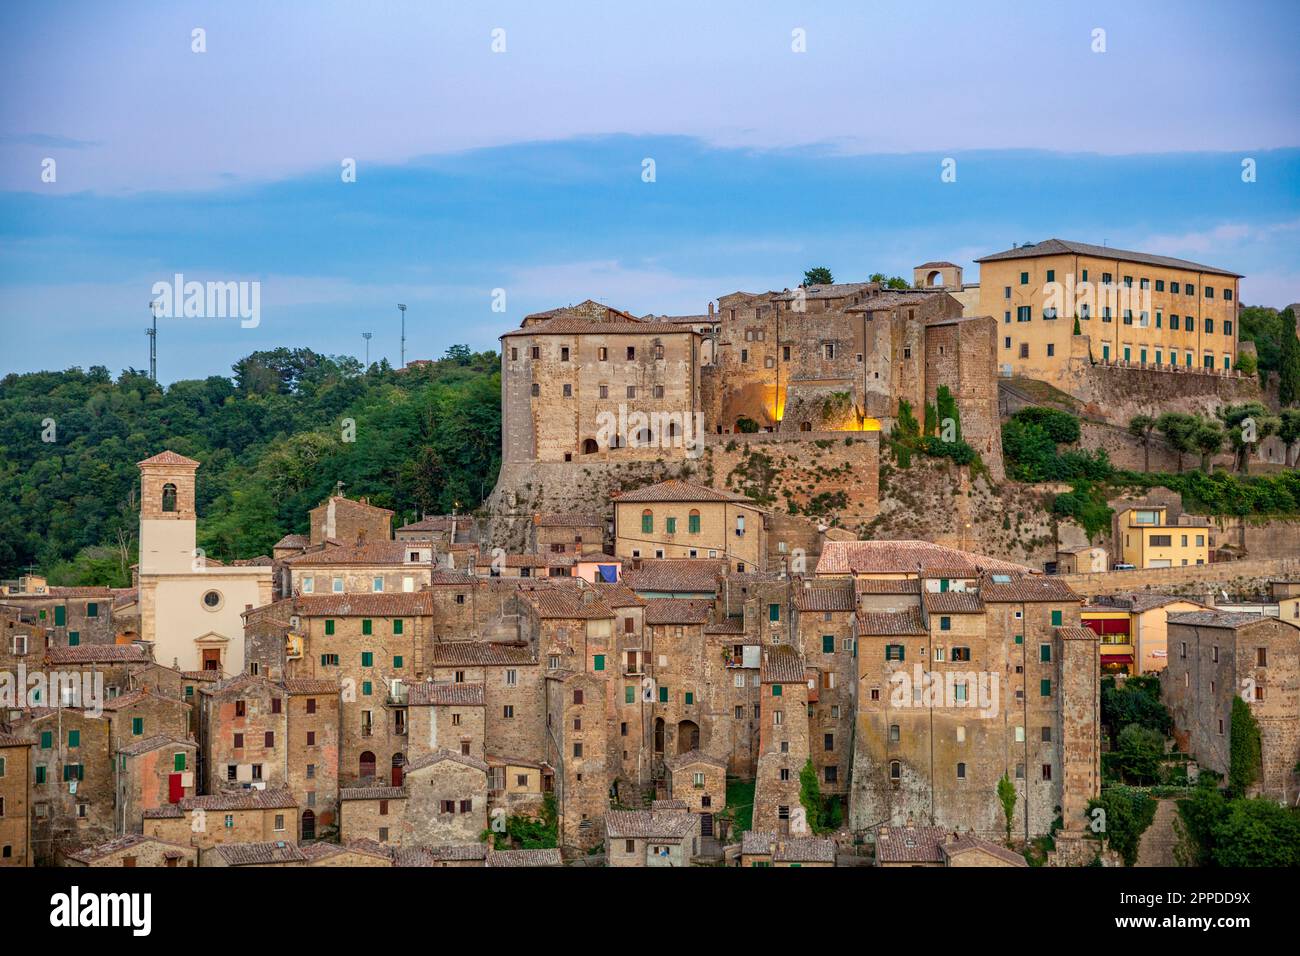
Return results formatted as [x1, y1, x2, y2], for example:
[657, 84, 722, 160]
[1279, 408, 1300, 468]
[803, 267, 834, 286]
[1114, 723, 1165, 785]
[1086, 789, 1157, 866]
[1192, 418, 1225, 472]
[1228, 696, 1261, 798]
[1218, 402, 1279, 474]
[1279, 306, 1300, 407]
[1156, 412, 1198, 473]
[1209, 798, 1300, 866]
[798, 758, 824, 833]
[1128, 414, 1157, 472]
[997, 773, 1017, 844]
[868, 272, 910, 290]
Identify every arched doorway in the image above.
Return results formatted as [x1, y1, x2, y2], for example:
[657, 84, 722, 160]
[391, 753, 406, 787]
[799, 421, 812, 432]
[677, 720, 700, 753]
[653, 717, 665, 754]
[301, 809, 315, 840]
[582, 438, 599, 455]
[359, 750, 376, 780]
[927, 270, 943, 287]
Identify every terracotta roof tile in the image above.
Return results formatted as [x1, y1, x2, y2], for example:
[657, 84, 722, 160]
[605, 809, 698, 840]
[340, 786, 408, 801]
[741, 830, 837, 863]
[212, 841, 307, 866]
[622, 560, 724, 595]
[64, 833, 193, 864]
[974, 238, 1241, 279]
[923, 591, 985, 614]
[405, 748, 489, 774]
[794, 581, 856, 612]
[137, 450, 201, 467]
[817, 540, 1031, 576]
[979, 573, 1078, 603]
[406, 681, 486, 706]
[855, 608, 927, 636]
[760, 645, 806, 684]
[428, 642, 536, 667]
[45, 644, 151, 664]
[614, 479, 755, 504]
[644, 598, 714, 626]
[394, 844, 487, 866]
[874, 825, 947, 863]
[485, 848, 563, 867]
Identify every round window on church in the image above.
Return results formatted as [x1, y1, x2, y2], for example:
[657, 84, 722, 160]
[202, 590, 223, 611]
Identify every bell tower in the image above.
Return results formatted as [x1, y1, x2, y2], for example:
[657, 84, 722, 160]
[138, 450, 200, 573]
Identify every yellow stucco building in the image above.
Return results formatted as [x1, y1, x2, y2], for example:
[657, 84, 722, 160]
[975, 238, 1241, 387]
[1116, 506, 1209, 569]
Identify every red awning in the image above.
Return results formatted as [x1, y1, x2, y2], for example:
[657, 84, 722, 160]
[1101, 653, 1134, 664]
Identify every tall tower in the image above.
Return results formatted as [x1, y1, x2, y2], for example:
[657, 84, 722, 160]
[137, 450, 200, 574]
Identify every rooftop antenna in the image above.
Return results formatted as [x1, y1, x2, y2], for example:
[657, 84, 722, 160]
[147, 299, 160, 382]
[397, 304, 407, 369]
[361, 331, 373, 368]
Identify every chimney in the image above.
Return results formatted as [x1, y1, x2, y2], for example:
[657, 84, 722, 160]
[708, 301, 714, 317]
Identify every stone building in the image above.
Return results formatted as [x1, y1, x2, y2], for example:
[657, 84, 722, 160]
[281, 540, 436, 598]
[500, 300, 704, 466]
[0, 732, 33, 866]
[143, 788, 299, 850]
[545, 669, 608, 850]
[114, 735, 197, 834]
[664, 749, 726, 837]
[398, 749, 489, 847]
[1162, 611, 1299, 801]
[752, 645, 810, 835]
[308, 494, 394, 547]
[339, 785, 407, 844]
[19, 706, 114, 862]
[613, 480, 768, 571]
[740, 830, 836, 867]
[406, 680, 486, 762]
[198, 673, 340, 836]
[793, 578, 858, 794]
[605, 807, 699, 867]
[61, 832, 197, 868]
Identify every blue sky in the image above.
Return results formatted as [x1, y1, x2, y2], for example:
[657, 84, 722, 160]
[2, 0, 1298, 382]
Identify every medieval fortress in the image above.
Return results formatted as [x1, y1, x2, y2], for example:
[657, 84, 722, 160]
[489, 239, 1246, 546]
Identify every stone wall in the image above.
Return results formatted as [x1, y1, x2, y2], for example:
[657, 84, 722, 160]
[1060, 557, 1300, 599]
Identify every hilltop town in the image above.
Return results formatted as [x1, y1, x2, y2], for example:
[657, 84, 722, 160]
[2, 240, 1299, 870]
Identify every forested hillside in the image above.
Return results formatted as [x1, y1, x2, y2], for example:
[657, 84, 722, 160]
[0, 347, 501, 585]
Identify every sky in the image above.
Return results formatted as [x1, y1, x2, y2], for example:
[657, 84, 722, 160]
[2, 0, 1298, 382]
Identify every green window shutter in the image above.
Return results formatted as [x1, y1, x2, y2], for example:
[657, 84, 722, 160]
[361, 652, 374, 667]
[320, 654, 329, 667]
[40, 731, 52, 750]
[666, 517, 676, 534]
[325, 619, 335, 636]
[772, 684, 782, 697]
[393, 619, 404, 635]
[688, 514, 700, 533]
[54, 606, 66, 627]
[1014, 634, 1023, 645]
[362, 619, 373, 635]
[362, 681, 372, 696]
[39, 609, 46, 620]
[822, 635, 834, 653]
[658, 686, 668, 703]
[185, 686, 194, 698]
[131, 717, 143, 736]
[87, 602, 98, 618]
[174, 752, 186, 772]
[393, 656, 404, 669]
[593, 654, 605, 672]
[939, 579, 949, 592]
[35, 766, 46, 784]
[68, 730, 80, 748]
[68, 632, 80, 646]
[685, 691, 694, 705]
[1040, 679, 1051, 697]
[642, 513, 653, 533]
[1040, 645, 1052, 663]
[1050, 610, 1062, 626]
[940, 617, 951, 631]
[625, 686, 635, 704]
[769, 604, 780, 622]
